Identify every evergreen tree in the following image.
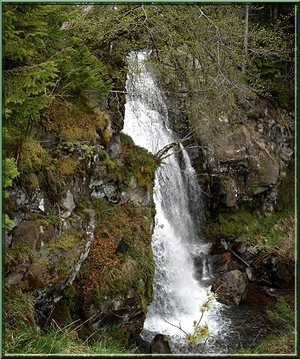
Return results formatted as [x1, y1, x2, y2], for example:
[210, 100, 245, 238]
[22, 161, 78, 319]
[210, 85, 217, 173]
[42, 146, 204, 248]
[3, 4, 112, 159]
[3, 4, 59, 158]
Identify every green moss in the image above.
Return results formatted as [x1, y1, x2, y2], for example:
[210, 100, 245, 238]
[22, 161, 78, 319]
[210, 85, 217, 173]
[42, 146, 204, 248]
[4, 287, 36, 332]
[24, 174, 40, 192]
[74, 198, 93, 217]
[118, 133, 159, 191]
[104, 326, 129, 346]
[34, 258, 50, 267]
[18, 139, 49, 173]
[5, 243, 35, 271]
[45, 98, 110, 144]
[48, 231, 84, 251]
[56, 156, 79, 178]
[277, 161, 295, 210]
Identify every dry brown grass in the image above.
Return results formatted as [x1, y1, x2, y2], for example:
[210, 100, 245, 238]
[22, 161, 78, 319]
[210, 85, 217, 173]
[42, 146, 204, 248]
[276, 213, 295, 260]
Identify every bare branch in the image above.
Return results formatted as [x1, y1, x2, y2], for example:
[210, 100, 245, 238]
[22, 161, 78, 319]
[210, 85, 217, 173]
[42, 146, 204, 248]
[164, 318, 188, 335]
[154, 133, 193, 160]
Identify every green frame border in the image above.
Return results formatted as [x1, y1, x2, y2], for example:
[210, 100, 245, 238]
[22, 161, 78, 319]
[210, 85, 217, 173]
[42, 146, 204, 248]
[1, 1, 298, 357]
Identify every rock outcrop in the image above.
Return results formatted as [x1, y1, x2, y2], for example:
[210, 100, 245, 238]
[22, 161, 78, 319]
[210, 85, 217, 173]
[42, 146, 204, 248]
[167, 93, 294, 213]
[4, 109, 157, 342]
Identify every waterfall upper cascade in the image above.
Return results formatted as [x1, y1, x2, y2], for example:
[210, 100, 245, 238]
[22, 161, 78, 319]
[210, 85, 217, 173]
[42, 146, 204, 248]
[123, 51, 226, 350]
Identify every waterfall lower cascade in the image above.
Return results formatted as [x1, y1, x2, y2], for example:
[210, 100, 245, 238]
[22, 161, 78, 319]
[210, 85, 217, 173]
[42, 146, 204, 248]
[123, 51, 228, 353]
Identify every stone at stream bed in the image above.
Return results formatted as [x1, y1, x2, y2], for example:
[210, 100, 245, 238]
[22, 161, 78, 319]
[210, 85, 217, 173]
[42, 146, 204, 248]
[150, 334, 172, 354]
[246, 266, 258, 281]
[211, 269, 248, 305]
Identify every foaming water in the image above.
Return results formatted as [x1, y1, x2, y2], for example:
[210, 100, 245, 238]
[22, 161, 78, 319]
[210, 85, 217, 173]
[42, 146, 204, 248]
[123, 51, 230, 352]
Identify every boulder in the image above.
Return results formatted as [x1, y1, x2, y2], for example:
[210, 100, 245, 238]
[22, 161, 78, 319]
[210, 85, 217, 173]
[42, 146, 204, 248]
[150, 334, 172, 354]
[130, 335, 151, 354]
[211, 269, 248, 305]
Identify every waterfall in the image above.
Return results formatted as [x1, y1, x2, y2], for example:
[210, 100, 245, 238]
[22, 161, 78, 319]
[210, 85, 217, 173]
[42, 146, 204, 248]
[121, 50, 276, 355]
[123, 51, 224, 348]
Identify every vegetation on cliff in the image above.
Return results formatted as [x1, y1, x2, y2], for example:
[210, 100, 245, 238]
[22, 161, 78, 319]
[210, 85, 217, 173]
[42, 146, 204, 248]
[3, 3, 156, 354]
[3, 3, 295, 355]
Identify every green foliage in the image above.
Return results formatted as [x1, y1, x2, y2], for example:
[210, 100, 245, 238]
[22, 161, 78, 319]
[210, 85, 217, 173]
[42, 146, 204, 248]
[56, 141, 95, 160]
[3, 157, 19, 198]
[205, 209, 294, 247]
[77, 4, 294, 120]
[3, 4, 112, 159]
[266, 297, 295, 332]
[4, 5, 58, 153]
[4, 320, 135, 355]
[185, 292, 218, 346]
[236, 297, 295, 354]
[245, 6, 295, 106]
[119, 133, 159, 190]
[55, 44, 112, 102]
[92, 337, 134, 354]
[4, 4, 49, 61]
[4, 286, 36, 331]
[4, 59, 58, 154]
[4, 215, 15, 233]
[5, 243, 35, 272]
[277, 162, 295, 210]
[3, 157, 19, 232]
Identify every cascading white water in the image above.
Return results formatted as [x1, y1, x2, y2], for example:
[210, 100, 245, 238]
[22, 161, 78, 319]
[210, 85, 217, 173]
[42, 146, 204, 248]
[123, 51, 225, 348]
[121, 50, 275, 355]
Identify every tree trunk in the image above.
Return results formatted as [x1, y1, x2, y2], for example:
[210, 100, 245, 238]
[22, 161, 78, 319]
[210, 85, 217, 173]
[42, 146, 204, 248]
[242, 4, 249, 74]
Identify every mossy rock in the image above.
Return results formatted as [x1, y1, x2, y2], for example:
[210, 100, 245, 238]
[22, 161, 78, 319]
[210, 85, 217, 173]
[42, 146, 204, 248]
[44, 98, 111, 144]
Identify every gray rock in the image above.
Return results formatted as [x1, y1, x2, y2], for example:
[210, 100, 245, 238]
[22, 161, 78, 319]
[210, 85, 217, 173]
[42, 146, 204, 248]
[61, 190, 75, 218]
[246, 266, 257, 282]
[212, 269, 248, 305]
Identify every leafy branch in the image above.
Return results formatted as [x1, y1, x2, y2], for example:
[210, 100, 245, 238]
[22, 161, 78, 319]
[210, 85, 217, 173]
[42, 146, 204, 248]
[164, 292, 218, 346]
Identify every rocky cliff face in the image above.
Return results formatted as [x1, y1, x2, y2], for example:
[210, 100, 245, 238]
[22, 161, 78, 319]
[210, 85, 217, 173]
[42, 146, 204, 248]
[4, 100, 157, 342]
[167, 95, 294, 213]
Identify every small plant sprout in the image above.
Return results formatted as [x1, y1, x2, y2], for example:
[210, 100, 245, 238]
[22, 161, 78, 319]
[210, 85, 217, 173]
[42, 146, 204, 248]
[165, 292, 218, 346]
[185, 292, 218, 346]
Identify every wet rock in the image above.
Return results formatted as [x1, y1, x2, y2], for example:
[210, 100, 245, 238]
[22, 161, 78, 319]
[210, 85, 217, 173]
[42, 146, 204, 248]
[210, 242, 226, 255]
[231, 242, 247, 255]
[12, 221, 42, 252]
[107, 134, 122, 159]
[150, 334, 172, 354]
[246, 266, 257, 282]
[87, 289, 149, 339]
[212, 269, 248, 305]
[121, 176, 152, 206]
[210, 252, 233, 275]
[115, 239, 130, 255]
[130, 335, 150, 354]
